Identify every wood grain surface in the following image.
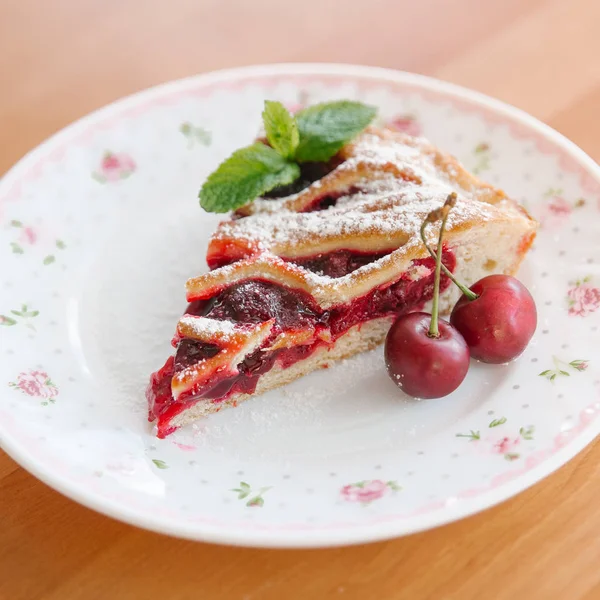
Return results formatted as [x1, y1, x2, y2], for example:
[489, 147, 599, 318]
[1, 1, 599, 598]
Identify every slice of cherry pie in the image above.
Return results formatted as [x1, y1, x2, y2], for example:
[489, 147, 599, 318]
[147, 127, 537, 437]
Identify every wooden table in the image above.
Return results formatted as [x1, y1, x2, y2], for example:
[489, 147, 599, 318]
[2, 1, 599, 598]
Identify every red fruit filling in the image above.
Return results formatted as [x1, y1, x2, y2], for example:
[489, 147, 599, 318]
[148, 250, 455, 436]
[287, 249, 392, 278]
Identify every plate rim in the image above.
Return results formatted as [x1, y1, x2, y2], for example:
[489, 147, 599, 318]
[1, 62, 599, 547]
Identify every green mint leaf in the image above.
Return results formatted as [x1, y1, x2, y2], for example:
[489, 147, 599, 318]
[43, 255, 55, 265]
[294, 101, 377, 163]
[262, 100, 299, 159]
[0, 316, 17, 326]
[152, 459, 168, 469]
[489, 417, 507, 428]
[199, 143, 300, 213]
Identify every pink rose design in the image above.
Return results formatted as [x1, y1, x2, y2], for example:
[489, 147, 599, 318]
[540, 195, 572, 230]
[493, 436, 520, 455]
[387, 116, 421, 137]
[9, 221, 39, 254]
[94, 152, 136, 182]
[341, 479, 398, 504]
[548, 196, 571, 216]
[10, 370, 58, 399]
[173, 442, 197, 451]
[568, 284, 600, 317]
[572, 360, 589, 372]
[20, 226, 37, 245]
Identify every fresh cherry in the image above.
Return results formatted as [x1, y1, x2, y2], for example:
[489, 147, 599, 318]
[449, 274, 537, 364]
[418, 195, 537, 364]
[385, 193, 470, 398]
[385, 313, 470, 398]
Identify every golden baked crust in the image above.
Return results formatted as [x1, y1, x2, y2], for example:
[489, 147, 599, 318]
[189, 127, 537, 310]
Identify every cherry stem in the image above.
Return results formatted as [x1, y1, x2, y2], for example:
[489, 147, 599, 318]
[419, 197, 479, 303]
[428, 204, 450, 338]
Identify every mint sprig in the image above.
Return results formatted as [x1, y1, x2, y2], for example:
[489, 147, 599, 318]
[199, 99, 376, 213]
[294, 101, 377, 163]
[262, 100, 299, 159]
[199, 143, 300, 213]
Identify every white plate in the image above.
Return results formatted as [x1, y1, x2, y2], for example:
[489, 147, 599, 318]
[1, 64, 599, 548]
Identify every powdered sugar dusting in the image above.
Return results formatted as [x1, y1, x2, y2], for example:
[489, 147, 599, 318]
[214, 131, 496, 262]
[179, 315, 237, 340]
[339, 132, 425, 174]
[216, 187, 491, 256]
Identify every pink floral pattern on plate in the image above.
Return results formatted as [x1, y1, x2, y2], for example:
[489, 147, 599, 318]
[92, 152, 136, 183]
[172, 441, 197, 451]
[7, 220, 66, 265]
[386, 114, 421, 136]
[9, 220, 37, 255]
[539, 188, 585, 229]
[340, 480, 401, 505]
[231, 482, 272, 508]
[0, 304, 39, 330]
[492, 436, 521, 461]
[567, 277, 600, 317]
[457, 419, 535, 461]
[539, 357, 589, 381]
[8, 370, 58, 405]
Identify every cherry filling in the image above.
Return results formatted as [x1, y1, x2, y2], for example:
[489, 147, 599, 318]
[148, 250, 455, 436]
[198, 280, 325, 329]
[287, 249, 392, 278]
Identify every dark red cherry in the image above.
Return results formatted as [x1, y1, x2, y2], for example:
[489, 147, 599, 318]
[450, 274, 537, 364]
[384, 312, 470, 399]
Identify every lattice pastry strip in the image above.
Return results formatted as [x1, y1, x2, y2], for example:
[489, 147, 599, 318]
[171, 317, 274, 399]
